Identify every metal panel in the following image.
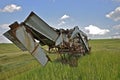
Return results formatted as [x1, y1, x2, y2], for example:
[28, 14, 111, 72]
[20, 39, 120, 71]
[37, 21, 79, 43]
[70, 27, 80, 39]
[79, 32, 89, 52]
[32, 44, 48, 66]
[55, 33, 63, 46]
[15, 25, 48, 66]
[3, 30, 27, 51]
[70, 27, 89, 52]
[24, 12, 58, 42]
[16, 26, 35, 52]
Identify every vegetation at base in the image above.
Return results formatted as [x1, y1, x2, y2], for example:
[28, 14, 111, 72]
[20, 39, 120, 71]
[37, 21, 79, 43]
[0, 39, 120, 80]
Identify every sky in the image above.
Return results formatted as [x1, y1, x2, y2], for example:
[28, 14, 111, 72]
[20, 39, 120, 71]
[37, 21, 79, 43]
[0, 0, 120, 43]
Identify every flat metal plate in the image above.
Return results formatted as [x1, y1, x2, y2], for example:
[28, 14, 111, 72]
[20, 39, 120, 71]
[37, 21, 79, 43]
[32, 44, 48, 66]
[3, 30, 27, 51]
[24, 12, 58, 42]
[55, 33, 63, 46]
[15, 25, 48, 66]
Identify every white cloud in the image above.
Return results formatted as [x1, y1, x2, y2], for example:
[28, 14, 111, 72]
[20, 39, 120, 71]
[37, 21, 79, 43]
[56, 14, 71, 28]
[0, 23, 11, 43]
[0, 24, 10, 35]
[0, 35, 11, 43]
[106, 7, 120, 21]
[0, 24, 9, 40]
[58, 21, 66, 26]
[112, 32, 120, 39]
[0, 24, 10, 29]
[112, 35, 120, 38]
[0, 4, 21, 13]
[60, 14, 70, 20]
[113, 24, 120, 29]
[84, 25, 110, 35]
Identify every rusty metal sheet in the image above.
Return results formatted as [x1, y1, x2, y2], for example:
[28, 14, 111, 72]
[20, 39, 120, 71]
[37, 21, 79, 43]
[24, 12, 58, 42]
[15, 25, 48, 66]
[16, 26, 35, 52]
[3, 30, 27, 51]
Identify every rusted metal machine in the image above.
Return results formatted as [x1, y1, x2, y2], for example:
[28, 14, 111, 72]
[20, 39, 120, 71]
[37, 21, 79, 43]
[3, 12, 91, 67]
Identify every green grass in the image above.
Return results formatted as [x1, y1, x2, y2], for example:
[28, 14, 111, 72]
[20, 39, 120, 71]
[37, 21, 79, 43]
[0, 39, 120, 80]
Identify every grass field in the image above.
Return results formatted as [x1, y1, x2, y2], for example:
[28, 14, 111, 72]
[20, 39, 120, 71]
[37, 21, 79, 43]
[0, 39, 120, 80]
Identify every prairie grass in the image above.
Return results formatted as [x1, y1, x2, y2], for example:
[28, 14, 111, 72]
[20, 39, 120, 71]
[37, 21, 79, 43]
[0, 39, 120, 80]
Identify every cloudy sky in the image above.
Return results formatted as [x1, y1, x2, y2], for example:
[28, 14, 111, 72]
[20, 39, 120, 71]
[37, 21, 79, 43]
[0, 0, 120, 43]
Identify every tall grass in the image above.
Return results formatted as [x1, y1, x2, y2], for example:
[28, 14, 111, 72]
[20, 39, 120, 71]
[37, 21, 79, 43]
[0, 39, 120, 80]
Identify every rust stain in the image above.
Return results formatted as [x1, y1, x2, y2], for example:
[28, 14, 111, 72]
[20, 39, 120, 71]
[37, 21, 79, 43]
[31, 43, 39, 55]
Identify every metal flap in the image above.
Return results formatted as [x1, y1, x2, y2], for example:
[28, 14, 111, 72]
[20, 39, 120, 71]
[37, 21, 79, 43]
[3, 30, 27, 51]
[15, 25, 48, 66]
[24, 12, 58, 42]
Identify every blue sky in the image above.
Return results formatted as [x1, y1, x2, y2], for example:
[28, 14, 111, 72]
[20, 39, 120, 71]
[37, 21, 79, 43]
[0, 0, 120, 43]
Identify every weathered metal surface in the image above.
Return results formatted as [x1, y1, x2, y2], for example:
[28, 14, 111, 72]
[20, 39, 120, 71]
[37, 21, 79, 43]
[15, 25, 48, 66]
[70, 26, 89, 52]
[32, 44, 48, 66]
[24, 12, 58, 42]
[55, 33, 63, 46]
[16, 25, 35, 52]
[3, 30, 27, 51]
[3, 22, 27, 51]
[22, 23, 54, 46]
[55, 26, 89, 54]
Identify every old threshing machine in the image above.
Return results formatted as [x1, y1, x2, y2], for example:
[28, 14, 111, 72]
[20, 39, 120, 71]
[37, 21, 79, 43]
[3, 12, 90, 67]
